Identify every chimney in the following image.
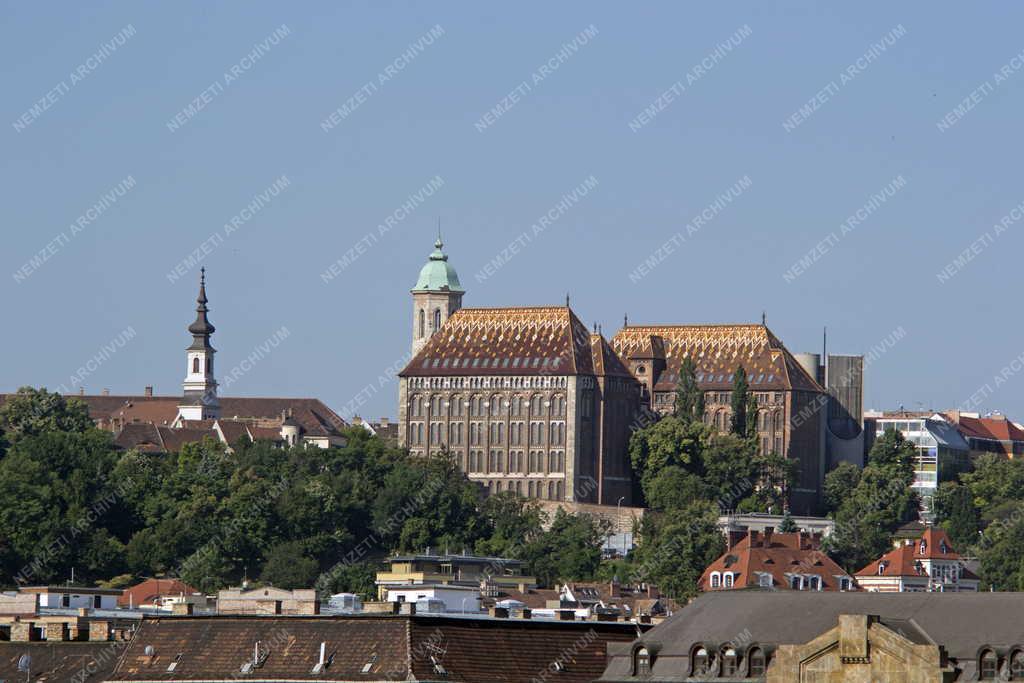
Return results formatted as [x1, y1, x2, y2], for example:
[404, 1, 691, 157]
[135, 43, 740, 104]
[352, 416, 363, 426]
[172, 602, 194, 616]
[763, 527, 774, 547]
[488, 607, 509, 619]
[727, 530, 745, 550]
[646, 584, 660, 599]
[379, 417, 389, 427]
[79, 387, 85, 396]
[609, 579, 620, 598]
[144, 386, 153, 397]
[102, 388, 110, 396]
[748, 530, 760, 548]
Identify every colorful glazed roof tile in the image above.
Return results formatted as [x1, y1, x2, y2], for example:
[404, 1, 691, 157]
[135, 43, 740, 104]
[610, 324, 823, 393]
[400, 306, 599, 377]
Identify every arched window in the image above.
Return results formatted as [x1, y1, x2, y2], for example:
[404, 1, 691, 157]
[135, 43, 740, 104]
[491, 395, 502, 416]
[528, 481, 535, 497]
[207, 356, 213, 374]
[748, 648, 766, 676]
[418, 309, 425, 338]
[548, 481, 555, 499]
[721, 648, 737, 676]
[555, 481, 563, 500]
[1011, 650, 1024, 679]
[433, 308, 441, 331]
[531, 394, 544, 416]
[772, 411, 782, 431]
[692, 647, 709, 676]
[724, 573, 734, 588]
[710, 572, 721, 588]
[192, 357, 200, 373]
[980, 649, 998, 679]
[634, 647, 651, 676]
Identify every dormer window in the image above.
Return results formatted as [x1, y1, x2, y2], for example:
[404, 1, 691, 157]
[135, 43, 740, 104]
[721, 648, 737, 676]
[940, 540, 948, 554]
[693, 648, 709, 675]
[920, 540, 927, 554]
[634, 647, 651, 676]
[710, 572, 721, 588]
[748, 648, 766, 676]
[980, 649, 998, 679]
[724, 573, 734, 588]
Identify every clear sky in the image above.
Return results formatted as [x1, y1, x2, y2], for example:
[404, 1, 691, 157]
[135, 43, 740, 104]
[4, 2, 1024, 422]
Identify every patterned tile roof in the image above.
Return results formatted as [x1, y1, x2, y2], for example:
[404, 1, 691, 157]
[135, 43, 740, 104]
[400, 307, 597, 377]
[610, 324, 823, 393]
[0, 642, 123, 681]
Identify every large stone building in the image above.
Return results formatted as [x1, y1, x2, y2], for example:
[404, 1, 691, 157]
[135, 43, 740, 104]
[398, 238, 829, 510]
[611, 324, 827, 511]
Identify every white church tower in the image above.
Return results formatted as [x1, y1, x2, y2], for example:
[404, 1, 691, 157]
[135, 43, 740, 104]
[176, 267, 220, 422]
[411, 233, 464, 356]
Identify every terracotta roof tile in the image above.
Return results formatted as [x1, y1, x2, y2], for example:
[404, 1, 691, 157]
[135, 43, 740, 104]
[119, 578, 200, 608]
[855, 527, 965, 577]
[700, 531, 853, 591]
[610, 324, 823, 393]
[400, 307, 597, 377]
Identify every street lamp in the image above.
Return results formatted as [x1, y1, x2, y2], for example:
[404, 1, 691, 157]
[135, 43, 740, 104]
[616, 497, 626, 557]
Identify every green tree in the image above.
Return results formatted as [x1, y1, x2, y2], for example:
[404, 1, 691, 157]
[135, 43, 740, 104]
[475, 492, 544, 558]
[824, 429, 917, 571]
[673, 357, 705, 424]
[629, 502, 724, 600]
[643, 466, 707, 512]
[933, 481, 980, 551]
[823, 462, 861, 513]
[977, 504, 1024, 590]
[260, 541, 321, 589]
[524, 509, 607, 587]
[0, 387, 92, 443]
[778, 510, 798, 533]
[729, 366, 751, 436]
[961, 454, 1024, 518]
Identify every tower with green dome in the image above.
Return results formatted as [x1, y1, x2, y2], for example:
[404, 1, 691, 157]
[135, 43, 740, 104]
[411, 233, 464, 356]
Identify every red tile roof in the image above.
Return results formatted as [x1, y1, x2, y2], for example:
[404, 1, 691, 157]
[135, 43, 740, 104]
[610, 324, 823, 393]
[948, 413, 1024, 443]
[700, 531, 853, 591]
[108, 615, 640, 683]
[118, 578, 200, 608]
[400, 307, 597, 377]
[855, 527, 976, 578]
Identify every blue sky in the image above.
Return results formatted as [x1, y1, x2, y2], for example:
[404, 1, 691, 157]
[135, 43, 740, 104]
[4, 2, 1024, 422]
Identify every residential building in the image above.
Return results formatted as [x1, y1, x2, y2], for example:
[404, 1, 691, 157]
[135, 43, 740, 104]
[105, 612, 644, 683]
[717, 512, 835, 540]
[384, 584, 481, 613]
[118, 578, 202, 611]
[19, 585, 121, 610]
[598, 591, 1024, 682]
[864, 410, 970, 520]
[216, 587, 320, 615]
[611, 324, 827, 513]
[375, 551, 537, 600]
[699, 530, 855, 592]
[855, 527, 980, 592]
[945, 409, 1024, 459]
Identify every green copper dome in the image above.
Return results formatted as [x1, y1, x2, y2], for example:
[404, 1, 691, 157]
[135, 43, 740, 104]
[412, 236, 464, 292]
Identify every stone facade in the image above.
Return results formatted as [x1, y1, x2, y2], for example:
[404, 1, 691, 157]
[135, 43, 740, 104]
[768, 614, 946, 682]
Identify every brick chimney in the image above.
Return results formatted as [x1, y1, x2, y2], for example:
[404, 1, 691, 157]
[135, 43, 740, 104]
[763, 527, 774, 547]
[379, 417, 389, 426]
[748, 530, 760, 548]
[727, 530, 746, 550]
[646, 584, 660, 599]
[144, 386, 153, 397]
[102, 388, 110, 396]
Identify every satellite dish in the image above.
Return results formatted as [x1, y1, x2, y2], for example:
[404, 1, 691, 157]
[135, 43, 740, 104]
[17, 654, 31, 672]
[144, 645, 155, 656]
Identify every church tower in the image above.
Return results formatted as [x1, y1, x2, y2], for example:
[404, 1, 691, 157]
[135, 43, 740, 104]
[177, 267, 220, 422]
[411, 233, 464, 356]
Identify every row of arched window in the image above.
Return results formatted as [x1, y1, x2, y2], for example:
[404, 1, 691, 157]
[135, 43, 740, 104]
[464, 450, 564, 474]
[979, 649, 1024, 679]
[417, 308, 443, 339]
[486, 479, 563, 500]
[428, 420, 565, 446]
[409, 393, 567, 418]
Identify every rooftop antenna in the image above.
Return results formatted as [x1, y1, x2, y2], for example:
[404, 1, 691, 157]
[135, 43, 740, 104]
[761, 311, 766, 326]
[565, 293, 570, 307]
